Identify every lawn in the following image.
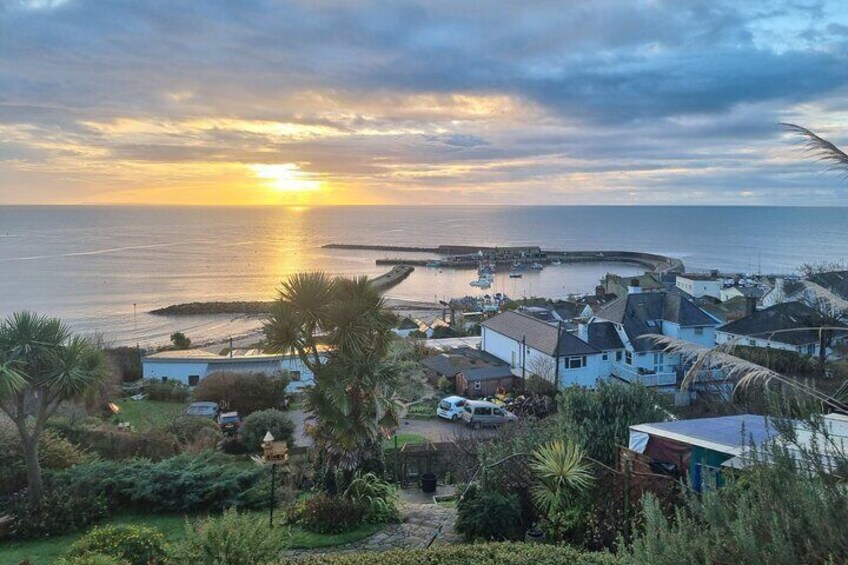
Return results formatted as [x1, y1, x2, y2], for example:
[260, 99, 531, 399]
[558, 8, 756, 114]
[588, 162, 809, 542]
[114, 399, 186, 431]
[1, 511, 383, 564]
[384, 433, 427, 449]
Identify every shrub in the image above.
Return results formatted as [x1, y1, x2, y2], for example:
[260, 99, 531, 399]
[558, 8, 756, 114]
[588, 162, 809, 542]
[193, 371, 290, 416]
[164, 416, 222, 450]
[220, 435, 250, 455]
[239, 409, 295, 452]
[66, 525, 167, 565]
[343, 472, 401, 524]
[278, 542, 620, 564]
[290, 493, 364, 534]
[7, 488, 108, 539]
[0, 427, 91, 495]
[55, 554, 130, 565]
[53, 452, 269, 513]
[53, 426, 180, 461]
[524, 374, 557, 398]
[557, 381, 668, 465]
[436, 376, 454, 394]
[140, 379, 191, 402]
[170, 508, 288, 564]
[456, 485, 523, 541]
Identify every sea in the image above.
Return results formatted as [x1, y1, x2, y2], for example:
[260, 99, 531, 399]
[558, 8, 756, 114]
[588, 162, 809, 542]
[0, 206, 845, 348]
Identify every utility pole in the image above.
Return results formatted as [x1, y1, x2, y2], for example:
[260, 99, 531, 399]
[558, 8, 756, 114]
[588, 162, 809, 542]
[521, 335, 526, 379]
[554, 321, 562, 391]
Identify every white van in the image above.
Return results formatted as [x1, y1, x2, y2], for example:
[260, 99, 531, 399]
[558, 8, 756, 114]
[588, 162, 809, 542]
[436, 396, 467, 421]
[461, 400, 518, 428]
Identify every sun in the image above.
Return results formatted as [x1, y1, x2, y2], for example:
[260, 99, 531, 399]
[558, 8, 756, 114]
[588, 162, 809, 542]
[248, 163, 322, 193]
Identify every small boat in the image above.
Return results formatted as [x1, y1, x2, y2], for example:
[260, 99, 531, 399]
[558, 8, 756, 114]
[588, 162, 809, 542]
[509, 273, 523, 279]
[510, 261, 527, 272]
[530, 262, 544, 270]
[426, 260, 441, 268]
[470, 277, 492, 288]
[551, 259, 562, 265]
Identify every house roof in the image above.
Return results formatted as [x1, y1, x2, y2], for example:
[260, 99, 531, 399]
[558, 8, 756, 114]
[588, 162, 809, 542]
[702, 296, 751, 324]
[809, 270, 848, 301]
[462, 365, 516, 381]
[677, 273, 720, 281]
[397, 317, 420, 330]
[586, 321, 624, 350]
[518, 306, 558, 323]
[726, 286, 766, 299]
[420, 347, 507, 377]
[595, 292, 718, 352]
[552, 301, 584, 321]
[482, 310, 599, 356]
[143, 349, 292, 363]
[718, 301, 848, 345]
[631, 414, 777, 455]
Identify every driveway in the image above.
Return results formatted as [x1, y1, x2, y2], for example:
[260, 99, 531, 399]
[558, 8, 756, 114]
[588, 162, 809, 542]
[288, 409, 495, 447]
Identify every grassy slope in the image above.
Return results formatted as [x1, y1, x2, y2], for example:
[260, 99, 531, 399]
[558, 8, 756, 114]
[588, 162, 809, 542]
[383, 433, 427, 448]
[2, 512, 382, 564]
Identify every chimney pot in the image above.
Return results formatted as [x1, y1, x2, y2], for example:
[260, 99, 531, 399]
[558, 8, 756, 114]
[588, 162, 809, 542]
[628, 279, 642, 295]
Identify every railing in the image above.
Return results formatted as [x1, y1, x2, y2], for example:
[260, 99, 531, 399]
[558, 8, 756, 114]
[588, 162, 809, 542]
[611, 362, 677, 387]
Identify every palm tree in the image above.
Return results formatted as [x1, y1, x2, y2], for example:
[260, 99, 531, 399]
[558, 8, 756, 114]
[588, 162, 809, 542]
[0, 312, 107, 501]
[264, 273, 400, 474]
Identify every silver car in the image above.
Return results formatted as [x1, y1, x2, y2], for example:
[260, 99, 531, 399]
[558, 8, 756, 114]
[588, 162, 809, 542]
[461, 400, 518, 428]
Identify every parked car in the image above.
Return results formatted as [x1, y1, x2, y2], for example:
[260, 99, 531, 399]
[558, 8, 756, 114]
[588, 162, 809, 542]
[217, 411, 241, 435]
[185, 401, 219, 419]
[436, 395, 467, 421]
[461, 400, 518, 428]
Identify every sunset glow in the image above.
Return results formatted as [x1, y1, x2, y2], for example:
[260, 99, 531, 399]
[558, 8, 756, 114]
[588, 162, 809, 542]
[249, 164, 323, 193]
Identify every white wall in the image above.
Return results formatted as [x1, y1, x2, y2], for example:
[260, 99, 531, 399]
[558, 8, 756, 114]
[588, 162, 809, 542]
[715, 331, 820, 356]
[676, 277, 721, 299]
[143, 361, 209, 384]
[142, 356, 316, 392]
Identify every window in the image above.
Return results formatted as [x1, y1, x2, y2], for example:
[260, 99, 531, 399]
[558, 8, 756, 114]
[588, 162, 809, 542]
[566, 356, 586, 369]
[625, 351, 633, 365]
[475, 407, 492, 416]
[602, 353, 609, 361]
[511, 351, 516, 368]
[748, 339, 756, 346]
[616, 351, 623, 362]
[652, 353, 664, 372]
[188, 374, 200, 387]
[694, 327, 704, 336]
[473, 380, 482, 391]
[289, 370, 302, 382]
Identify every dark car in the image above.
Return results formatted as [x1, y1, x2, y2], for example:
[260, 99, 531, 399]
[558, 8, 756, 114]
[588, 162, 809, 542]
[185, 401, 219, 419]
[218, 411, 241, 435]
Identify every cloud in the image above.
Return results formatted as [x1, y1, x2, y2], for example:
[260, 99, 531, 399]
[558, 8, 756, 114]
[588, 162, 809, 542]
[2, 0, 848, 204]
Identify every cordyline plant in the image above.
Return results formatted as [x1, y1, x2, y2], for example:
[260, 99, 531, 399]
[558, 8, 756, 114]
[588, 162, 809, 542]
[0, 311, 107, 501]
[264, 272, 401, 475]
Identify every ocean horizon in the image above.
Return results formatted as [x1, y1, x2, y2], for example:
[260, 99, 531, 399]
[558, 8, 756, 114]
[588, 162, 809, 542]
[2, 205, 845, 347]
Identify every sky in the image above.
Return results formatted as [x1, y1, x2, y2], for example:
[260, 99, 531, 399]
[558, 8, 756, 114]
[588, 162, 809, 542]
[3, 0, 848, 206]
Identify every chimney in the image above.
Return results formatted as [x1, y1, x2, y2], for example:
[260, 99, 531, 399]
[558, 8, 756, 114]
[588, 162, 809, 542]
[710, 269, 719, 278]
[577, 322, 589, 342]
[628, 279, 642, 295]
[744, 296, 757, 317]
[595, 285, 606, 298]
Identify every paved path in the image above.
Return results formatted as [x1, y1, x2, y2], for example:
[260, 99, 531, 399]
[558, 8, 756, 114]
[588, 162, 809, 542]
[284, 494, 459, 558]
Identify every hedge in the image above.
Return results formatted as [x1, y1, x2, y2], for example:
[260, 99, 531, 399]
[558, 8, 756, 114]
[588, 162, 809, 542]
[278, 543, 619, 564]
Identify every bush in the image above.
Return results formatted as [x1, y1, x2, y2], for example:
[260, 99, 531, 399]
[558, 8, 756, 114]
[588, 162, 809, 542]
[53, 452, 269, 513]
[193, 371, 290, 416]
[164, 416, 222, 451]
[343, 472, 401, 524]
[436, 376, 454, 394]
[7, 488, 108, 540]
[239, 409, 295, 452]
[456, 485, 523, 541]
[66, 525, 167, 565]
[0, 427, 92, 495]
[170, 508, 288, 564]
[524, 374, 557, 398]
[220, 435, 250, 455]
[51, 425, 180, 461]
[290, 493, 364, 534]
[140, 379, 191, 402]
[55, 554, 130, 565]
[278, 542, 619, 564]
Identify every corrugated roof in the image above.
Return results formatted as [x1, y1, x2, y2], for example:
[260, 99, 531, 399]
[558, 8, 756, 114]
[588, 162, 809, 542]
[482, 310, 599, 356]
[463, 365, 516, 381]
[631, 414, 777, 455]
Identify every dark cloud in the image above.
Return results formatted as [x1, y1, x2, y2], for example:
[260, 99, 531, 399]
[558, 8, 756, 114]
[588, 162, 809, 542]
[2, 0, 848, 203]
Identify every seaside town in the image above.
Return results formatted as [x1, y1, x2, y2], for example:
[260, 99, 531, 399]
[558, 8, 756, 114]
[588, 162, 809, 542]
[6, 1, 848, 564]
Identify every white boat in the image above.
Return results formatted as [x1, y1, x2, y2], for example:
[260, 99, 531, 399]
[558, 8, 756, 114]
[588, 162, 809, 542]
[509, 273, 523, 278]
[470, 276, 492, 288]
[530, 262, 544, 270]
[551, 259, 562, 265]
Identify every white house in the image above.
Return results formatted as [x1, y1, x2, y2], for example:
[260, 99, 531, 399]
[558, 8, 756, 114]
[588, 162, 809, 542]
[715, 301, 848, 358]
[676, 274, 722, 300]
[589, 287, 723, 387]
[142, 349, 317, 392]
[481, 311, 608, 389]
[720, 286, 766, 303]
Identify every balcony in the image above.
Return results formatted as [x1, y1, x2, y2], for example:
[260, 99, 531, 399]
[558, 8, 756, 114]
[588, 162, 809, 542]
[611, 362, 677, 387]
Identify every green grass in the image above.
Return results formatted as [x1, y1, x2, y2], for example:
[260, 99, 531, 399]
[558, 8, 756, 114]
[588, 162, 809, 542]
[404, 398, 440, 420]
[1, 511, 384, 564]
[383, 433, 427, 449]
[114, 399, 186, 431]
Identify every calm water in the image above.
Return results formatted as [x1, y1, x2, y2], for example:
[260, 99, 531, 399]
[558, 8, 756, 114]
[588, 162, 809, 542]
[0, 206, 845, 347]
